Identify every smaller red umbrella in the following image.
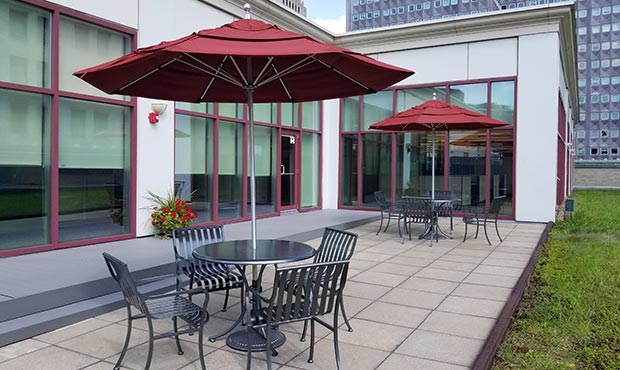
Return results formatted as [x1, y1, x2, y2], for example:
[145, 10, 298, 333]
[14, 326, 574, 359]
[369, 98, 508, 202]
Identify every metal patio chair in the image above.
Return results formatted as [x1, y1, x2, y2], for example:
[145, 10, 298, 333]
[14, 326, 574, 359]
[244, 260, 350, 370]
[172, 225, 244, 312]
[426, 190, 456, 232]
[103, 252, 208, 370]
[462, 196, 507, 245]
[400, 196, 434, 243]
[374, 190, 404, 236]
[299, 227, 358, 341]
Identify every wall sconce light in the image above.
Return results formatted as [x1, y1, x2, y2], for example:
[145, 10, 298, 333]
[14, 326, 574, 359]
[148, 103, 167, 124]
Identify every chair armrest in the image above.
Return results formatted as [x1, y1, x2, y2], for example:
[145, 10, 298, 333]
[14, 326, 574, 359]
[136, 274, 176, 284]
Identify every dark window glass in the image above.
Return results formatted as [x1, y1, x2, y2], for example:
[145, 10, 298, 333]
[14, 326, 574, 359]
[361, 134, 392, 207]
[340, 135, 358, 206]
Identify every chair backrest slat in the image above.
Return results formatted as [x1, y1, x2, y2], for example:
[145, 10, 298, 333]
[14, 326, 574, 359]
[374, 191, 390, 210]
[269, 261, 348, 323]
[172, 225, 224, 262]
[314, 228, 358, 263]
[488, 196, 507, 217]
[103, 252, 148, 313]
[401, 196, 433, 223]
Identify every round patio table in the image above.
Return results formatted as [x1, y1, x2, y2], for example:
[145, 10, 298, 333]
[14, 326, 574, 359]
[192, 239, 315, 352]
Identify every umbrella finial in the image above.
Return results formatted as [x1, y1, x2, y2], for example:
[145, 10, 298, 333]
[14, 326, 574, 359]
[432, 92, 437, 100]
[244, 3, 251, 19]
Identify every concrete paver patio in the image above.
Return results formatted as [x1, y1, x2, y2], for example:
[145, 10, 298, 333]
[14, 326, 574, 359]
[0, 217, 546, 370]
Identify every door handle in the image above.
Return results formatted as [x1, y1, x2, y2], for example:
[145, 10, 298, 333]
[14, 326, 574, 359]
[281, 165, 285, 175]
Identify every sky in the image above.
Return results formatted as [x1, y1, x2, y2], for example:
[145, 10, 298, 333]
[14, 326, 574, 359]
[304, 0, 346, 34]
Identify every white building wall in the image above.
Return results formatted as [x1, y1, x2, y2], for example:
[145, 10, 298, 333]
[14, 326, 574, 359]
[48, 0, 138, 28]
[516, 33, 560, 222]
[321, 99, 341, 209]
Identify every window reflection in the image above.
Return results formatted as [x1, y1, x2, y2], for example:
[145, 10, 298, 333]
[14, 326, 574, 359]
[449, 130, 487, 207]
[490, 81, 515, 126]
[362, 134, 391, 207]
[396, 132, 444, 197]
[341, 135, 358, 206]
[362, 90, 393, 130]
[396, 86, 446, 112]
[449, 83, 487, 114]
[218, 120, 243, 220]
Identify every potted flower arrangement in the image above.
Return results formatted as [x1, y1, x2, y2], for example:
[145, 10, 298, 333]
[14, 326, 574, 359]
[147, 190, 197, 239]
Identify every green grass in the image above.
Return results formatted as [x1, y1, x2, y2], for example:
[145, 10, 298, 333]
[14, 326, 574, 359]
[493, 190, 620, 370]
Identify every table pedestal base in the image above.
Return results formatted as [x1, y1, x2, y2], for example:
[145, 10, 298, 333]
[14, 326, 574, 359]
[226, 328, 286, 352]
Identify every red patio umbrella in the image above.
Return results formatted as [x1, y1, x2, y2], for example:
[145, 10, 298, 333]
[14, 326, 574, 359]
[369, 97, 507, 203]
[73, 7, 413, 274]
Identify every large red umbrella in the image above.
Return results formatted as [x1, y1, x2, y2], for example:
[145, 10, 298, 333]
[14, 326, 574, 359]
[74, 8, 413, 264]
[369, 98, 507, 203]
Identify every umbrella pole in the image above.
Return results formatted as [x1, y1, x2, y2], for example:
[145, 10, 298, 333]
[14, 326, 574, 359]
[247, 87, 258, 282]
[431, 127, 436, 203]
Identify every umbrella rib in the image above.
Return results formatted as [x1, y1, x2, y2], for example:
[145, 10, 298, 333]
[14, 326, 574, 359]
[229, 56, 250, 87]
[118, 58, 179, 92]
[270, 65, 293, 101]
[313, 57, 373, 91]
[255, 56, 316, 87]
[253, 57, 276, 87]
[199, 56, 230, 101]
[180, 53, 243, 87]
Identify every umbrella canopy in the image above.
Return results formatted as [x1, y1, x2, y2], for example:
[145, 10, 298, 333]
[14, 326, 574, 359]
[74, 18, 413, 103]
[73, 9, 413, 261]
[368, 99, 507, 131]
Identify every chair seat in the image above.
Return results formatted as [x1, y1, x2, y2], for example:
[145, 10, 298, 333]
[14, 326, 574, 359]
[181, 261, 244, 291]
[147, 296, 203, 327]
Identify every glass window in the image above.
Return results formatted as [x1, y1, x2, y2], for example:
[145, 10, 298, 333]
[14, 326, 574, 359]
[613, 41, 620, 49]
[396, 86, 446, 112]
[435, 0, 441, 7]
[600, 147, 609, 155]
[175, 115, 214, 223]
[253, 103, 277, 124]
[577, 27, 587, 35]
[576, 130, 586, 139]
[612, 94, 620, 102]
[1, 0, 51, 88]
[591, 112, 600, 120]
[612, 112, 620, 119]
[577, 44, 587, 53]
[601, 112, 610, 120]
[591, 130, 599, 138]
[612, 23, 620, 31]
[449, 83, 488, 115]
[612, 148, 619, 155]
[58, 98, 131, 242]
[248, 125, 276, 216]
[602, 59, 610, 68]
[342, 96, 359, 132]
[610, 130, 620, 138]
[340, 134, 358, 206]
[592, 78, 600, 86]
[218, 103, 244, 119]
[490, 130, 513, 216]
[398, 6, 404, 13]
[612, 77, 620, 85]
[613, 59, 620, 67]
[578, 78, 586, 87]
[578, 9, 587, 17]
[449, 130, 484, 207]
[397, 132, 444, 197]
[301, 133, 320, 208]
[0, 88, 51, 250]
[301, 102, 320, 130]
[603, 6, 611, 15]
[591, 148, 598, 155]
[391, 7, 397, 14]
[424, 2, 431, 9]
[579, 95, 586, 104]
[362, 91, 393, 130]
[579, 112, 586, 121]
[353, 14, 359, 21]
[383, 9, 390, 16]
[614, 5, 620, 13]
[592, 60, 601, 69]
[408, 4, 415, 11]
[361, 134, 391, 207]
[592, 43, 600, 51]
[176, 102, 214, 114]
[592, 25, 601, 34]
[281, 102, 299, 127]
[490, 81, 515, 126]
[601, 130, 609, 137]
[602, 42, 610, 50]
[374, 10, 380, 17]
[367, 12, 372, 18]
[451, 0, 458, 5]
[592, 8, 601, 16]
[602, 24, 611, 33]
[218, 120, 243, 220]
[360, 13, 365, 20]
[416, 3, 423, 10]
[59, 17, 130, 99]
[578, 61, 586, 69]
[601, 94, 610, 102]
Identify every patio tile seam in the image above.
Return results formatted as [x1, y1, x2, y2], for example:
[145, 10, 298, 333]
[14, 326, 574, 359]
[374, 351, 473, 370]
[35, 319, 118, 346]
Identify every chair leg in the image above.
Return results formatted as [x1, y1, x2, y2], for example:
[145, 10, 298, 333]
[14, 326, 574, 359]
[474, 220, 480, 239]
[173, 316, 184, 355]
[495, 221, 503, 243]
[484, 220, 492, 245]
[145, 320, 155, 370]
[300, 320, 308, 342]
[222, 287, 230, 312]
[463, 222, 468, 242]
[384, 211, 391, 232]
[265, 325, 273, 370]
[340, 299, 353, 332]
[198, 313, 207, 370]
[333, 301, 343, 370]
[114, 307, 133, 370]
[308, 318, 316, 364]
[376, 211, 384, 235]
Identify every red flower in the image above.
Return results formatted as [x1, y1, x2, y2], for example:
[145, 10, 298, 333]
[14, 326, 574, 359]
[160, 216, 166, 222]
[162, 207, 169, 213]
[151, 220, 156, 225]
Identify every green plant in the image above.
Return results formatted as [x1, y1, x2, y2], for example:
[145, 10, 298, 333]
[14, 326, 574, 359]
[146, 190, 197, 239]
